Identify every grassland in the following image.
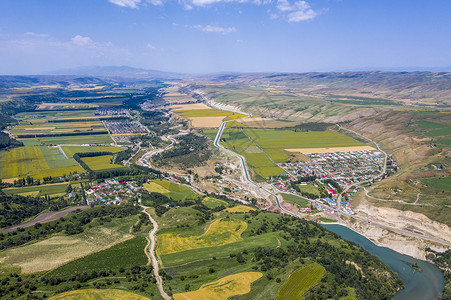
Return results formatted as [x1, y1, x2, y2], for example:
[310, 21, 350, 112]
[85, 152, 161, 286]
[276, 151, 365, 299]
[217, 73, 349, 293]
[421, 176, 451, 192]
[20, 134, 114, 146]
[81, 155, 125, 171]
[3, 181, 85, 198]
[275, 263, 325, 300]
[143, 180, 199, 201]
[281, 193, 310, 208]
[202, 197, 229, 209]
[0, 215, 137, 273]
[415, 121, 451, 137]
[62, 146, 122, 158]
[0, 146, 84, 179]
[173, 272, 262, 300]
[49, 289, 151, 300]
[157, 218, 247, 255]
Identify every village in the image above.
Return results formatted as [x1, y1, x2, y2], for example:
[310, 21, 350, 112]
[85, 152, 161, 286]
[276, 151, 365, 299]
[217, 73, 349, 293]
[85, 179, 146, 205]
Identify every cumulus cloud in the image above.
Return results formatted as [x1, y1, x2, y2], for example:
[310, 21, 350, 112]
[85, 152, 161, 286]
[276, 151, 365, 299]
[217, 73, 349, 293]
[276, 0, 317, 22]
[72, 35, 94, 47]
[147, 43, 156, 49]
[192, 25, 237, 34]
[108, 0, 142, 8]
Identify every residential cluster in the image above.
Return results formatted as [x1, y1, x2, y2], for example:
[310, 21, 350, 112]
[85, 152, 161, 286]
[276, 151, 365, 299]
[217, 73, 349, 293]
[85, 179, 145, 204]
[280, 150, 384, 186]
[95, 108, 129, 117]
[104, 121, 148, 134]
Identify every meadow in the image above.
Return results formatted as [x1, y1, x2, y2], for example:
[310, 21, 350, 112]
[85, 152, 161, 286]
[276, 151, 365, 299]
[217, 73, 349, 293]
[2, 181, 85, 198]
[225, 205, 256, 213]
[415, 121, 451, 137]
[49, 289, 150, 300]
[421, 176, 451, 192]
[143, 180, 199, 201]
[173, 272, 263, 300]
[62, 145, 122, 158]
[157, 218, 247, 255]
[81, 155, 125, 171]
[202, 197, 229, 209]
[275, 263, 325, 300]
[0, 146, 84, 179]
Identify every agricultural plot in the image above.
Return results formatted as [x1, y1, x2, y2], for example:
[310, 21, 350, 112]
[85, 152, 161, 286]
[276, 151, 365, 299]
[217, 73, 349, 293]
[225, 205, 256, 213]
[281, 193, 310, 208]
[173, 272, 263, 300]
[0, 215, 137, 273]
[202, 197, 229, 209]
[3, 181, 84, 198]
[37, 102, 99, 110]
[143, 180, 199, 201]
[22, 134, 114, 145]
[415, 121, 451, 137]
[62, 145, 122, 158]
[174, 108, 247, 128]
[421, 176, 451, 192]
[49, 289, 150, 300]
[276, 263, 325, 300]
[11, 121, 107, 137]
[0, 146, 84, 179]
[81, 155, 125, 171]
[157, 218, 247, 255]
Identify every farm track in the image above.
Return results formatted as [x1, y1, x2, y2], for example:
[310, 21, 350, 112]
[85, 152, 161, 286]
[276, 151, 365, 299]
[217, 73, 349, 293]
[141, 206, 171, 300]
[2, 206, 90, 233]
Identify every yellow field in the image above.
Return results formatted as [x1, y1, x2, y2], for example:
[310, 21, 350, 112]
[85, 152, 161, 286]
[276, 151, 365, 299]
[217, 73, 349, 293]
[225, 205, 256, 213]
[171, 103, 211, 110]
[285, 146, 375, 154]
[189, 116, 225, 128]
[143, 182, 171, 194]
[49, 289, 150, 300]
[173, 272, 262, 300]
[157, 218, 247, 255]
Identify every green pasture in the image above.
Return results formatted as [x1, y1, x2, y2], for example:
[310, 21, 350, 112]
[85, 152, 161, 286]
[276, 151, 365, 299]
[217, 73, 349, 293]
[144, 180, 199, 201]
[3, 181, 85, 197]
[81, 155, 125, 171]
[202, 197, 229, 209]
[62, 146, 122, 158]
[414, 121, 451, 137]
[421, 176, 451, 192]
[19, 134, 114, 146]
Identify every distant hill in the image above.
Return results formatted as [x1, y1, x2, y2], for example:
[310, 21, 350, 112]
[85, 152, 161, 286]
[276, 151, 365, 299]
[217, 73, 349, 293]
[47, 65, 183, 79]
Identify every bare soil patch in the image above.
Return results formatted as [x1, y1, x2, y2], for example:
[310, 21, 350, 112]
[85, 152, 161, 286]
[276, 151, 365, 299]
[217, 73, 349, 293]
[170, 103, 210, 110]
[189, 116, 225, 128]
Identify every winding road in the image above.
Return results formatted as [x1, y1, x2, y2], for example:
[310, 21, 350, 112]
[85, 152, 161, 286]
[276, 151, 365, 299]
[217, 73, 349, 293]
[141, 206, 171, 300]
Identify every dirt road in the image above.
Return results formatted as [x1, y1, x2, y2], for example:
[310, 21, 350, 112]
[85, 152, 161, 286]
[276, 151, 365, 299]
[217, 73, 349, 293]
[141, 206, 171, 300]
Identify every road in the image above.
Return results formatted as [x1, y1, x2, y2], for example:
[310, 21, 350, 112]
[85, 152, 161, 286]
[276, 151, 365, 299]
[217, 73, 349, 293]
[141, 206, 171, 300]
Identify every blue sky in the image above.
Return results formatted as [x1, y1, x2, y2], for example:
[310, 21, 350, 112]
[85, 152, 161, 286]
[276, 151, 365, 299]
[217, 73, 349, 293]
[0, 0, 450, 74]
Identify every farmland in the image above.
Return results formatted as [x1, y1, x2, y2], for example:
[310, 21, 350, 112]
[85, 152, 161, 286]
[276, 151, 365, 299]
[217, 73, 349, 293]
[143, 180, 199, 201]
[225, 205, 256, 213]
[157, 218, 247, 255]
[173, 272, 263, 300]
[81, 155, 125, 171]
[173, 107, 247, 128]
[62, 145, 122, 158]
[0, 146, 84, 179]
[2, 181, 85, 198]
[281, 193, 310, 208]
[49, 289, 151, 300]
[276, 263, 325, 300]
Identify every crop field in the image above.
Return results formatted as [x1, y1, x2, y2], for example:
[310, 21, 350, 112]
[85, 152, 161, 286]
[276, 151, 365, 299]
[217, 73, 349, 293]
[0, 215, 137, 273]
[37, 102, 99, 110]
[62, 146, 122, 158]
[275, 263, 325, 300]
[0, 146, 84, 179]
[225, 205, 256, 213]
[14, 110, 99, 122]
[143, 180, 199, 201]
[297, 183, 321, 197]
[3, 181, 85, 197]
[47, 236, 148, 277]
[202, 197, 229, 209]
[415, 121, 451, 137]
[281, 193, 310, 208]
[174, 108, 247, 128]
[21, 134, 114, 145]
[81, 155, 125, 171]
[49, 289, 150, 300]
[173, 272, 263, 300]
[157, 218, 247, 255]
[421, 176, 451, 192]
[11, 121, 107, 137]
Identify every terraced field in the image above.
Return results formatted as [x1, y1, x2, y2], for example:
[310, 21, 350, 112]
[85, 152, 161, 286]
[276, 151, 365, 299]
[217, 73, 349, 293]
[157, 218, 247, 255]
[0, 146, 84, 179]
[276, 263, 325, 300]
[173, 272, 263, 300]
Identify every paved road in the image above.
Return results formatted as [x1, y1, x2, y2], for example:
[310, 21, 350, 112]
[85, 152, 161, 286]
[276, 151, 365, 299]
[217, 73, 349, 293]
[141, 206, 171, 300]
[2, 206, 90, 233]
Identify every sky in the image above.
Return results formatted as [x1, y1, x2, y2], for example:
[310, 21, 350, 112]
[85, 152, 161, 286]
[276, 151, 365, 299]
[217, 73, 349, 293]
[0, 0, 450, 74]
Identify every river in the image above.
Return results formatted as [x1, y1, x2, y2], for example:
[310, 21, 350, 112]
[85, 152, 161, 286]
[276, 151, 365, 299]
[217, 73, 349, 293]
[323, 224, 445, 300]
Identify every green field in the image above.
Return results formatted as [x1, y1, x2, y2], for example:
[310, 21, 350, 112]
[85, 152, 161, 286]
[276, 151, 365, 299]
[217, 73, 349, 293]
[81, 155, 125, 171]
[47, 236, 148, 278]
[49, 289, 151, 300]
[421, 177, 451, 192]
[175, 108, 246, 119]
[0, 146, 84, 179]
[19, 134, 114, 146]
[415, 121, 451, 137]
[202, 197, 229, 209]
[143, 180, 199, 201]
[62, 146, 122, 158]
[11, 121, 106, 137]
[3, 181, 85, 197]
[281, 193, 310, 208]
[276, 263, 325, 300]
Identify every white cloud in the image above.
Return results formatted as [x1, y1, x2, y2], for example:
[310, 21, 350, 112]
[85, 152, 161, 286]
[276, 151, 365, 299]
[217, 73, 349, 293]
[149, 0, 164, 5]
[72, 35, 94, 47]
[192, 25, 237, 34]
[108, 0, 142, 8]
[276, 0, 317, 22]
[147, 43, 156, 49]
